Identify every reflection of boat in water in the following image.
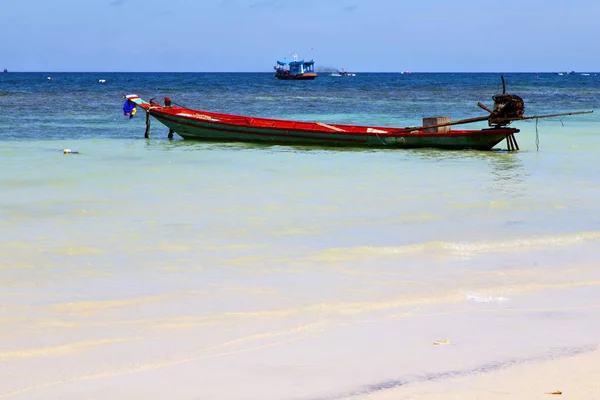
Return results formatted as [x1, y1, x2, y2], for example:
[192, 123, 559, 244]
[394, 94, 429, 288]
[274, 54, 317, 80]
[331, 68, 356, 77]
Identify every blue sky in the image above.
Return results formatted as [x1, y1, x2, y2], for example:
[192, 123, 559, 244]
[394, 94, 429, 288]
[1, 0, 598, 72]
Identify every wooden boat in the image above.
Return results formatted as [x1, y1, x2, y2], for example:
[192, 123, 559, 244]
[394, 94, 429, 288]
[125, 77, 591, 151]
[125, 99, 519, 151]
[274, 54, 317, 80]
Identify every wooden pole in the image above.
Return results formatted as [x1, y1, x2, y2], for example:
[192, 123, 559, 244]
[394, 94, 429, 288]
[505, 133, 520, 152]
[518, 110, 593, 121]
[477, 102, 494, 114]
[511, 134, 520, 151]
[402, 110, 593, 132]
[144, 110, 150, 138]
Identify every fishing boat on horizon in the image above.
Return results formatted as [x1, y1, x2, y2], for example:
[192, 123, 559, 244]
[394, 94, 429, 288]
[554, 71, 575, 76]
[331, 68, 356, 77]
[123, 78, 591, 151]
[274, 54, 317, 80]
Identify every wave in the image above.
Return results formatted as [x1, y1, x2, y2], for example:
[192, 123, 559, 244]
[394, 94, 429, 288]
[316, 231, 600, 261]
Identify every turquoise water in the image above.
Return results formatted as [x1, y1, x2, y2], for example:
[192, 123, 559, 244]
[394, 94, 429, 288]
[1, 72, 600, 399]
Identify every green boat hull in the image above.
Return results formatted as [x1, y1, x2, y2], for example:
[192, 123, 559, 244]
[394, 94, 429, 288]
[150, 111, 514, 151]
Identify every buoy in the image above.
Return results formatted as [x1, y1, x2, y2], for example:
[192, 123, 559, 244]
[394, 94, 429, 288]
[99, 79, 106, 83]
[63, 149, 72, 154]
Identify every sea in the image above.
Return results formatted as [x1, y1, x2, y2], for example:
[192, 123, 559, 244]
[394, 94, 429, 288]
[1, 72, 600, 399]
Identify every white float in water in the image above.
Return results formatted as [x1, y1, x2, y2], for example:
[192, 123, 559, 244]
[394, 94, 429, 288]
[99, 79, 106, 83]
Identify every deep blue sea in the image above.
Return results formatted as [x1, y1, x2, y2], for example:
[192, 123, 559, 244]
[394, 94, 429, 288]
[1, 72, 600, 399]
[1, 72, 599, 141]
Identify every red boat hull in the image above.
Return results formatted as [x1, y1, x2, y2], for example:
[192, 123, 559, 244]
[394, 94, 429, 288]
[132, 98, 519, 150]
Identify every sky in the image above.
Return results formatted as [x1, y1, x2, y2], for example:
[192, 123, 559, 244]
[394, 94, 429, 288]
[1, 0, 599, 72]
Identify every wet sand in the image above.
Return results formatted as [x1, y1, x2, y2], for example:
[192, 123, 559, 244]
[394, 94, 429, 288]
[363, 347, 600, 400]
[1, 281, 599, 399]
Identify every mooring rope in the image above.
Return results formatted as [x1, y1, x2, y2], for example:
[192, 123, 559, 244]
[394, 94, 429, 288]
[535, 118, 540, 151]
[172, 101, 189, 109]
[374, 130, 388, 146]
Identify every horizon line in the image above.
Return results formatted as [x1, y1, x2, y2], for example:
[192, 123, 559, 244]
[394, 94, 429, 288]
[2, 71, 597, 74]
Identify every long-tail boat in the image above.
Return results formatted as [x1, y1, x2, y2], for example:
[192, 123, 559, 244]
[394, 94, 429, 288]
[124, 78, 591, 151]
